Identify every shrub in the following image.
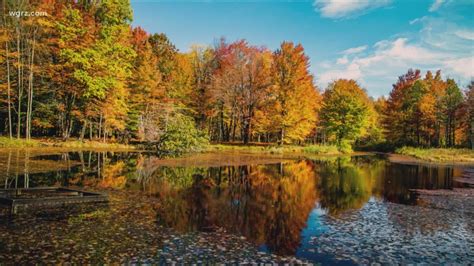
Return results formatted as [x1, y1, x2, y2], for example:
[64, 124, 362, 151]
[337, 140, 353, 154]
[302, 144, 340, 154]
[156, 113, 209, 155]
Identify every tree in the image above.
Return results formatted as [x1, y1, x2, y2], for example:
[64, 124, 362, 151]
[405, 80, 428, 145]
[55, 4, 97, 139]
[149, 33, 178, 83]
[442, 79, 463, 146]
[320, 79, 371, 150]
[1, 0, 13, 138]
[384, 69, 421, 146]
[156, 111, 208, 155]
[357, 96, 384, 148]
[188, 45, 215, 131]
[128, 27, 162, 140]
[466, 81, 474, 149]
[212, 40, 272, 144]
[382, 69, 468, 148]
[423, 70, 446, 146]
[270, 42, 320, 144]
[85, 0, 136, 141]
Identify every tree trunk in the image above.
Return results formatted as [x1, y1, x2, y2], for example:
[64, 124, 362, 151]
[434, 122, 440, 147]
[26, 30, 36, 140]
[89, 120, 93, 140]
[5, 26, 13, 139]
[243, 119, 250, 145]
[231, 115, 237, 142]
[470, 119, 474, 149]
[16, 26, 22, 139]
[445, 117, 450, 147]
[62, 94, 76, 140]
[68, 119, 74, 139]
[98, 114, 102, 139]
[219, 108, 225, 142]
[80, 120, 87, 141]
[280, 128, 285, 145]
[452, 114, 456, 146]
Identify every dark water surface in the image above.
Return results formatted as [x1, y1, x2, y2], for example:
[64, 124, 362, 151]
[0, 151, 472, 264]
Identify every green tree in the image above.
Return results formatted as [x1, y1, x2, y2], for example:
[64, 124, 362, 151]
[87, 0, 136, 141]
[55, 4, 97, 139]
[156, 111, 208, 155]
[320, 79, 371, 150]
[442, 79, 463, 146]
[149, 33, 178, 82]
[466, 81, 474, 149]
[404, 80, 428, 145]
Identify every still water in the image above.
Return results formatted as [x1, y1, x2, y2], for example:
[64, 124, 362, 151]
[0, 151, 472, 264]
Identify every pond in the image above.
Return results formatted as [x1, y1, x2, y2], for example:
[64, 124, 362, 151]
[0, 150, 472, 264]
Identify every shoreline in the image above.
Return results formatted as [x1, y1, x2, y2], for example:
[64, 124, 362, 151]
[385, 153, 474, 167]
[1, 138, 473, 166]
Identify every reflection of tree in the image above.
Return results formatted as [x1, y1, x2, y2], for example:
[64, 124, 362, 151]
[97, 161, 127, 189]
[259, 161, 319, 255]
[317, 157, 373, 215]
[375, 163, 455, 204]
[138, 161, 318, 256]
[134, 156, 209, 231]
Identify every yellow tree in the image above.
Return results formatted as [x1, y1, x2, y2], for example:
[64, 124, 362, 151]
[187, 45, 215, 131]
[128, 27, 162, 140]
[270, 42, 320, 144]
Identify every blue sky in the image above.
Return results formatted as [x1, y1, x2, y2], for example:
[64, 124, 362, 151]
[131, 0, 474, 97]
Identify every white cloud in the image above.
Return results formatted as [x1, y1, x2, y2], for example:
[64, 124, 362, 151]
[336, 56, 349, 65]
[341, 45, 367, 55]
[314, 1, 473, 96]
[444, 57, 474, 77]
[319, 61, 332, 69]
[384, 38, 439, 61]
[455, 30, 474, 41]
[319, 38, 441, 85]
[429, 0, 445, 12]
[319, 62, 362, 85]
[409, 16, 426, 25]
[317, 35, 473, 96]
[313, 0, 391, 19]
[417, 16, 474, 53]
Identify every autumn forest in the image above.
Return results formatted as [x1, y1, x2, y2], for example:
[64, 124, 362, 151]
[1, 0, 473, 152]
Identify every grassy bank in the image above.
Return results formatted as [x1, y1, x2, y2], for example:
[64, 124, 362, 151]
[0, 137, 42, 148]
[395, 146, 474, 163]
[0, 137, 135, 150]
[0, 137, 348, 156]
[207, 143, 344, 155]
[46, 140, 134, 149]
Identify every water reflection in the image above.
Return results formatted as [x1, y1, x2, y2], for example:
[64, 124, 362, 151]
[316, 157, 374, 215]
[134, 158, 318, 255]
[0, 151, 469, 259]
